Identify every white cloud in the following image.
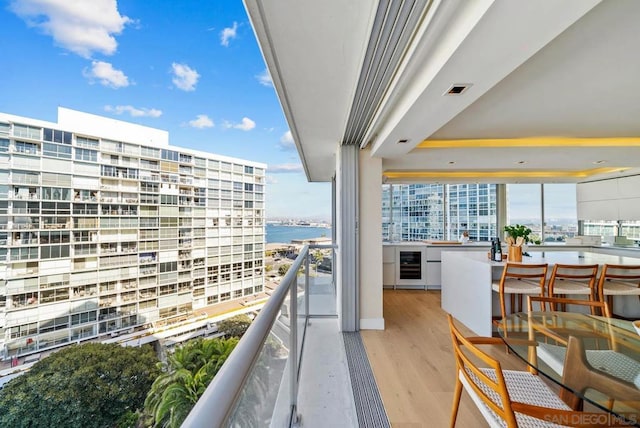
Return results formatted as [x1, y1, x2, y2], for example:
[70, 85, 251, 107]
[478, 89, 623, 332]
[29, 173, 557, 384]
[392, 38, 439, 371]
[265, 175, 278, 184]
[220, 21, 238, 47]
[171, 63, 200, 91]
[269, 163, 303, 174]
[278, 130, 295, 150]
[188, 114, 214, 129]
[104, 105, 162, 117]
[235, 117, 255, 131]
[256, 69, 272, 87]
[223, 117, 256, 131]
[9, 0, 132, 58]
[83, 61, 129, 88]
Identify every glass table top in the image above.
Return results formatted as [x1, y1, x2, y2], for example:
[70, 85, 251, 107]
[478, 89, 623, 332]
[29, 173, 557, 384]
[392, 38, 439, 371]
[498, 311, 640, 426]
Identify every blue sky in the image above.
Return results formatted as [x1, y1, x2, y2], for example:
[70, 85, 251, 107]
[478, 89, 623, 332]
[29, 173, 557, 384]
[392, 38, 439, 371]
[0, 0, 331, 221]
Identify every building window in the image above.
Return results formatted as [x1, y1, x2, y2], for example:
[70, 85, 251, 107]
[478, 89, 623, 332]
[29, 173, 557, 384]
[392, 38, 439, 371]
[76, 136, 100, 149]
[15, 140, 39, 155]
[160, 261, 177, 273]
[43, 128, 72, 144]
[162, 149, 179, 161]
[75, 148, 97, 162]
[43, 143, 72, 159]
[13, 124, 41, 140]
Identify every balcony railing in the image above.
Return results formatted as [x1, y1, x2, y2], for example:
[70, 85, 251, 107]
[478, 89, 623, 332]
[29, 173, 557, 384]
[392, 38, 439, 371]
[183, 244, 336, 427]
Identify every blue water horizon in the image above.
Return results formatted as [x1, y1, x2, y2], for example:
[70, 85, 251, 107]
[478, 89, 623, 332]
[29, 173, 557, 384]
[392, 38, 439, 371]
[266, 224, 331, 244]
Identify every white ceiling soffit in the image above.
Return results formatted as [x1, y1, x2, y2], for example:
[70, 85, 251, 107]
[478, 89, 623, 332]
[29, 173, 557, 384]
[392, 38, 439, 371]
[342, 0, 435, 146]
[430, 0, 640, 139]
[244, 0, 378, 182]
[368, 0, 603, 158]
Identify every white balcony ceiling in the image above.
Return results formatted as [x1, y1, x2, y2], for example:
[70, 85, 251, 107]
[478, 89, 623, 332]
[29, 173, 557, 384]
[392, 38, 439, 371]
[245, 0, 640, 183]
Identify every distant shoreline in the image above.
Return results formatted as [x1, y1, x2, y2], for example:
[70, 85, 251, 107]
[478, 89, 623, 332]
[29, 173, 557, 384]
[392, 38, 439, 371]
[266, 224, 332, 244]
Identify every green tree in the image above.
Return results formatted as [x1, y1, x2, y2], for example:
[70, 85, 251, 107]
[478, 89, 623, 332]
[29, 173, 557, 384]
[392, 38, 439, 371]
[143, 337, 238, 428]
[0, 343, 159, 428]
[278, 263, 291, 276]
[313, 250, 324, 264]
[218, 314, 253, 338]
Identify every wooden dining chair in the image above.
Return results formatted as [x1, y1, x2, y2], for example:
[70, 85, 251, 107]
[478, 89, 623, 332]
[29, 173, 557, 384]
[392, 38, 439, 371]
[547, 264, 599, 312]
[597, 264, 640, 317]
[528, 295, 611, 318]
[492, 263, 548, 322]
[448, 314, 605, 427]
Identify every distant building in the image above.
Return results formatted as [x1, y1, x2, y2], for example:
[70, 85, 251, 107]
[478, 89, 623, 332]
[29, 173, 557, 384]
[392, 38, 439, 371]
[382, 184, 497, 242]
[0, 107, 266, 359]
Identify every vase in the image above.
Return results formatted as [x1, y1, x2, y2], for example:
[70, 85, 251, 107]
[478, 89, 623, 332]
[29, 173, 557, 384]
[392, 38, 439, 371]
[508, 245, 522, 262]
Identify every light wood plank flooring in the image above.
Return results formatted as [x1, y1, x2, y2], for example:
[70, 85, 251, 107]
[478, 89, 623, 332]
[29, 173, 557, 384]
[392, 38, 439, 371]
[361, 290, 528, 428]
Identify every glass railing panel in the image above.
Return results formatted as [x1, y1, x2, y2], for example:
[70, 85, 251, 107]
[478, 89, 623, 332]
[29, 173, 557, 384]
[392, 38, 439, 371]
[296, 263, 307, 372]
[183, 245, 312, 428]
[225, 314, 292, 427]
[308, 246, 336, 316]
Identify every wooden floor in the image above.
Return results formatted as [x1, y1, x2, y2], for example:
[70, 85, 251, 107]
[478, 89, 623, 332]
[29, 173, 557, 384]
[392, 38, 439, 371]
[361, 290, 528, 428]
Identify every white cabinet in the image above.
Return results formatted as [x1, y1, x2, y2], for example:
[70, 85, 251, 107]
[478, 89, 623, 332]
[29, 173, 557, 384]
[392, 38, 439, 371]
[577, 176, 640, 220]
[383, 246, 396, 288]
[426, 262, 441, 288]
[577, 200, 619, 221]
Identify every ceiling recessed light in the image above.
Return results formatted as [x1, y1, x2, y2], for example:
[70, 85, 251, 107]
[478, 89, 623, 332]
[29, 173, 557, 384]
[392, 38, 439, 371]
[593, 160, 606, 164]
[444, 83, 472, 96]
[448, 161, 456, 165]
[397, 139, 410, 144]
[516, 160, 526, 164]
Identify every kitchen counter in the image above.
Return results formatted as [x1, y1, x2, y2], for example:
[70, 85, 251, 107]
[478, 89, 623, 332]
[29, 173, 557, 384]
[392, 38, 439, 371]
[383, 242, 490, 290]
[441, 250, 640, 336]
[383, 241, 640, 291]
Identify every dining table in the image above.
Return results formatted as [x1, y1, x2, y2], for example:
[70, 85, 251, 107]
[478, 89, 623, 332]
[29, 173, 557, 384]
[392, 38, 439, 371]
[498, 311, 640, 427]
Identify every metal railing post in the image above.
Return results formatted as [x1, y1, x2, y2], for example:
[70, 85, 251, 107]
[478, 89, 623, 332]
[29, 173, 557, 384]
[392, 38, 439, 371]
[305, 250, 310, 323]
[290, 250, 299, 423]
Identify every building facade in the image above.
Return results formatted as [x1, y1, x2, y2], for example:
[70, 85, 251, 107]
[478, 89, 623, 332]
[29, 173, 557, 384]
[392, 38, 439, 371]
[382, 183, 497, 242]
[0, 108, 266, 359]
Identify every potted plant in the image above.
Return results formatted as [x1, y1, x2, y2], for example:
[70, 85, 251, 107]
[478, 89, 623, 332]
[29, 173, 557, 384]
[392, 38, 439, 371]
[503, 224, 534, 258]
[503, 224, 532, 244]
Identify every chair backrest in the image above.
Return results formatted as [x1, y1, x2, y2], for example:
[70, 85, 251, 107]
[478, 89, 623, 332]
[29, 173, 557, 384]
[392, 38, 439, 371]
[527, 295, 611, 318]
[548, 263, 598, 286]
[597, 264, 640, 287]
[448, 314, 518, 427]
[499, 263, 548, 289]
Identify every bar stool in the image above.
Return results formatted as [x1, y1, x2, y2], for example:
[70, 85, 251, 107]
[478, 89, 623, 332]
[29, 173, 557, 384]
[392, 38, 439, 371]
[547, 263, 599, 313]
[597, 264, 640, 317]
[492, 262, 548, 321]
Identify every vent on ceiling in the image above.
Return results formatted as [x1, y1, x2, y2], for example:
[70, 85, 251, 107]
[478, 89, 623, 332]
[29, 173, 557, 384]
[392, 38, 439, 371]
[445, 84, 472, 96]
[342, 0, 434, 146]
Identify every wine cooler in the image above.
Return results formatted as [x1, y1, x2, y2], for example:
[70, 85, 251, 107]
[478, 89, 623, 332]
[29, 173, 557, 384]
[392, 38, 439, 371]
[396, 247, 425, 288]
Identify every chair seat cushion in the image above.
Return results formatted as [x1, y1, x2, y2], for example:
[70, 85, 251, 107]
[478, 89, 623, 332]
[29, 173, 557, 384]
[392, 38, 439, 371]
[461, 368, 570, 428]
[492, 279, 542, 295]
[601, 281, 640, 295]
[537, 343, 640, 387]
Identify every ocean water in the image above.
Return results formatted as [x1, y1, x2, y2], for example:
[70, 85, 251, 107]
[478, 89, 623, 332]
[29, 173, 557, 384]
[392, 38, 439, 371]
[266, 224, 331, 243]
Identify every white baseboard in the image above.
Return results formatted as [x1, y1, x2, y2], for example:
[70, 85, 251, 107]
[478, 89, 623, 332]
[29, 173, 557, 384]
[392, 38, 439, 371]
[360, 317, 384, 330]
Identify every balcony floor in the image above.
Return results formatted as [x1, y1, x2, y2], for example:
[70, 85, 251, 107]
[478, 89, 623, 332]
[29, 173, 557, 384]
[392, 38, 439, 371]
[361, 290, 527, 427]
[297, 318, 358, 427]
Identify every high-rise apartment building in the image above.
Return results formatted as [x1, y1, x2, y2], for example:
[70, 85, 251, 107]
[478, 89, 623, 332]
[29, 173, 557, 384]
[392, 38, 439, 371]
[0, 108, 266, 359]
[382, 183, 497, 242]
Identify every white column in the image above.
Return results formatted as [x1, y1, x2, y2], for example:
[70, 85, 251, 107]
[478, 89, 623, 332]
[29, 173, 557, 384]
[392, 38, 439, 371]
[358, 148, 384, 330]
